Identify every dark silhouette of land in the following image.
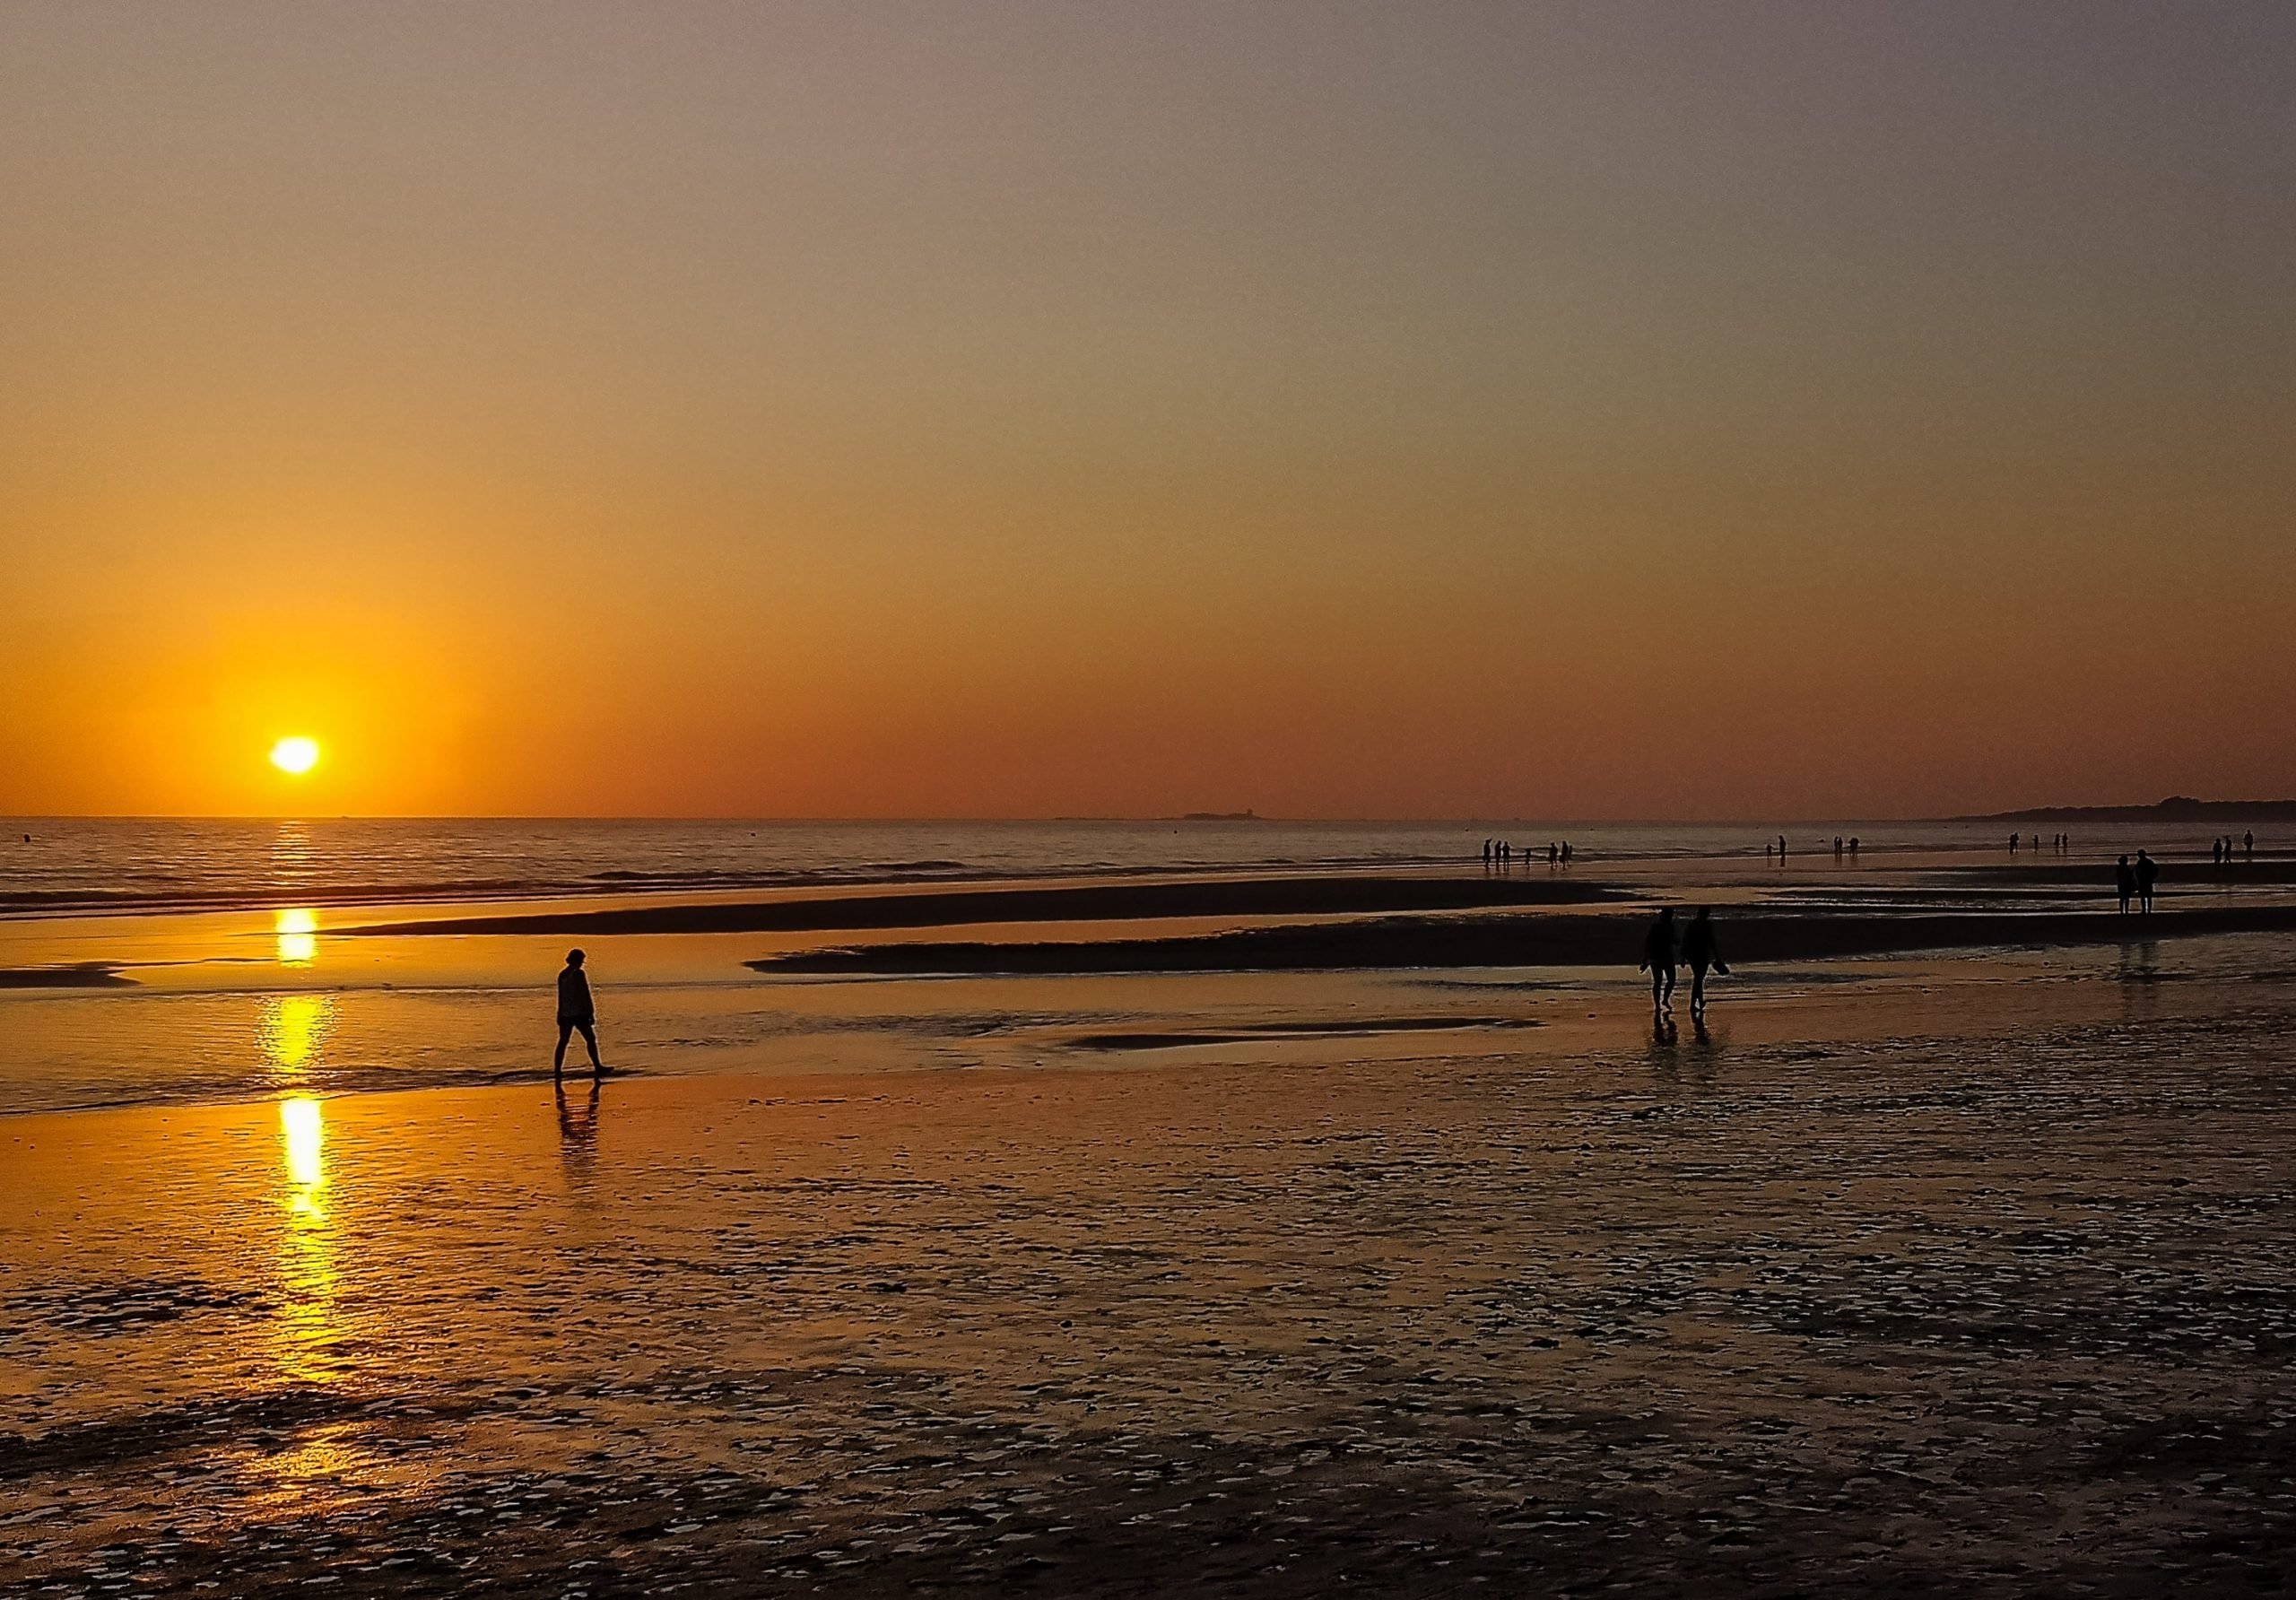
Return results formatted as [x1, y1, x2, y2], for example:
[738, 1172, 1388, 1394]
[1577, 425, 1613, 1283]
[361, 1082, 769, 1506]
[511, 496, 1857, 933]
[1959, 796, 2296, 824]
[748, 903, 2296, 977]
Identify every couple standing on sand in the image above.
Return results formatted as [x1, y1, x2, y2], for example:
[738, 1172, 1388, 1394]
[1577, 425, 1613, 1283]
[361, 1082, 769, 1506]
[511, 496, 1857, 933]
[2115, 852, 2159, 917]
[1639, 907, 1726, 1020]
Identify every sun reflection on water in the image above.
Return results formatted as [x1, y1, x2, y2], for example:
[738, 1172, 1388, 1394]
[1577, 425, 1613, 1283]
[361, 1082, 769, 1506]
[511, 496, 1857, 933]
[274, 907, 318, 966]
[259, 994, 335, 1083]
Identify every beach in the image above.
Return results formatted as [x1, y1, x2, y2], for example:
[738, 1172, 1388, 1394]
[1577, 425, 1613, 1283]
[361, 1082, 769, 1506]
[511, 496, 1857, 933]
[8, 987, 2296, 1596]
[5, 819, 2296, 1594]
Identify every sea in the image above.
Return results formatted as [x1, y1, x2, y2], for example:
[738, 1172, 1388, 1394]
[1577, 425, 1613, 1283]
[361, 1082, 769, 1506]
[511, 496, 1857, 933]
[0, 814, 2219, 917]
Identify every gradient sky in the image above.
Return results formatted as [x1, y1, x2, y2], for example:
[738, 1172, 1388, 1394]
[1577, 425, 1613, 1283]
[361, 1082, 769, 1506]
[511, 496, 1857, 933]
[4, 2, 2291, 818]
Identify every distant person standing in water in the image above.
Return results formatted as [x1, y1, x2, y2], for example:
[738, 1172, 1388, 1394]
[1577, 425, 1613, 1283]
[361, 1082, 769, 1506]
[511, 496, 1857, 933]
[2135, 850, 2160, 915]
[554, 949, 606, 1078]
[1777, 835, 1787, 861]
[1681, 907, 1729, 1019]
[1639, 908, 1678, 1014]
[2115, 855, 2136, 916]
[2246, 830, 2256, 858]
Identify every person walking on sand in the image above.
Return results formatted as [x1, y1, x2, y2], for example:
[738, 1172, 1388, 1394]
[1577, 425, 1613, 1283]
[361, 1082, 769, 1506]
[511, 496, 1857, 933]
[1639, 907, 1678, 1014]
[2135, 849, 2160, 916]
[2116, 854, 2136, 917]
[1682, 906, 1729, 1019]
[553, 948, 606, 1077]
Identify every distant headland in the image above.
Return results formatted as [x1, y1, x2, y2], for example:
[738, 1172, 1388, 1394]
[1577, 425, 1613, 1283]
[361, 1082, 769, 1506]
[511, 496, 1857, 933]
[1174, 809, 1264, 822]
[1953, 796, 2296, 824]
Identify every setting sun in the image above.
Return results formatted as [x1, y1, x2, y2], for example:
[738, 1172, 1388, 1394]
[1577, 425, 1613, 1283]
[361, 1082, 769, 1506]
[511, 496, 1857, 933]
[269, 737, 321, 777]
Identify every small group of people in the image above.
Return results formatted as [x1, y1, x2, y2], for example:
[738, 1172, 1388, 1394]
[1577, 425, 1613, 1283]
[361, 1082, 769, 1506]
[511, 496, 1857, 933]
[2211, 831, 2256, 866]
[1639, 906, 1727, 1021]
[1482, 838, 1572, 867]
[2010, 832, 2070, 854]
[1763, 835, 1860, 861]
[2115, 851, 2160, 916]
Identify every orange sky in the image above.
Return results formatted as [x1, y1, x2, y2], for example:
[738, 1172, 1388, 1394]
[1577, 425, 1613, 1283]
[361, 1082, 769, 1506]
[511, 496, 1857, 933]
[3, 3, 2292, 818]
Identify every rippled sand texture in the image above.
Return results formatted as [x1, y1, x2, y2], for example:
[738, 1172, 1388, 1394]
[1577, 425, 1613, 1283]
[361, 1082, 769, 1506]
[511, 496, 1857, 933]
[6, 1009, 2295, 1596]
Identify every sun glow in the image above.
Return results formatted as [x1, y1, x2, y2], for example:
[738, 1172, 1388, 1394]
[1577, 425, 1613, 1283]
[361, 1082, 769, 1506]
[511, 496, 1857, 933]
[269, 736, 321, 776]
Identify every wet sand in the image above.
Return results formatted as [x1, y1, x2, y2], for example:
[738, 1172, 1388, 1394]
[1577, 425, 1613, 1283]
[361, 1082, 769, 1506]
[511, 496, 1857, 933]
[6, 982, 2295, 1597]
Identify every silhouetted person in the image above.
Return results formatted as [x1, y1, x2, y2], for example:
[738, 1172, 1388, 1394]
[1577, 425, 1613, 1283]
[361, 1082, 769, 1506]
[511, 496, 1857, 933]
[1561, 840, 1573, 864]
[1832, 836, 1844, 859]
[1848, 836, 1860, 856]
[2115, 855, 2135, 916]
[2009, 832, 2019, 855]
[2246, 830, 2255, 858]
[2213, 838, 2224, 867]
[1548, 841, 1559, 865]
[1482, 838, 1492, 867]
[2135, 850, 2159, 915]
[1681, 907, 1729, 1018]
[554, 948, 605, 1077]
[1639, 907, 1678, 1014]
[1777, 835, 1787, 860]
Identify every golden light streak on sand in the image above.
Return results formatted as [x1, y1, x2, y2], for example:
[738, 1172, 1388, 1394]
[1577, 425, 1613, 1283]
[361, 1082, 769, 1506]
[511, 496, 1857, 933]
[281, 1094, 326, 1193]
[274, 1095, 344, 1387]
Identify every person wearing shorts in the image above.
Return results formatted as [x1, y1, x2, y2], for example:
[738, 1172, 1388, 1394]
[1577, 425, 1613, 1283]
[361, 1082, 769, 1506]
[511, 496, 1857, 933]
[554, 948, 605, 1078]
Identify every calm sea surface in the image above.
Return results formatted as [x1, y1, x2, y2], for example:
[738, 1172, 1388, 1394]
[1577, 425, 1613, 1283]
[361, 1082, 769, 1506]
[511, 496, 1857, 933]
[0, 815, 2236, 916]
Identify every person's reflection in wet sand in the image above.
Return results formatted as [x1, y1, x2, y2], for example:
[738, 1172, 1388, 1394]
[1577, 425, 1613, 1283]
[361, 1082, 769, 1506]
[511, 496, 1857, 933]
[2117, 939, 2161, 1023]
[557, 1077, 601, 1188]
[1649, 1010, 1679, 1057]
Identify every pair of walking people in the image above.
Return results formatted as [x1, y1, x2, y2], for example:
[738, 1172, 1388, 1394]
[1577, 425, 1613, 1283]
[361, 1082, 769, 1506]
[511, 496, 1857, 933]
[1640, 906, 1726, 1018]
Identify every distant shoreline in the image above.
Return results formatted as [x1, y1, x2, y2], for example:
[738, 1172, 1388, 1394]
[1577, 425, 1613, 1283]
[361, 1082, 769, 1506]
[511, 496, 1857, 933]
[1950, 797, 2296, 824]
